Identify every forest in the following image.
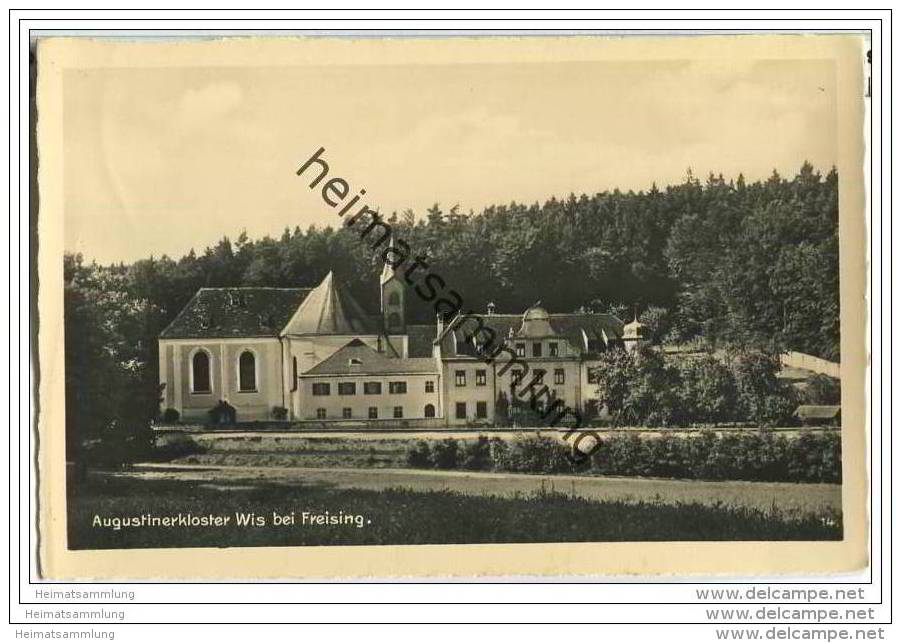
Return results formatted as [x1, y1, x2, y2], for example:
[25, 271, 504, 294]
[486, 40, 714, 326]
[64, 163, 839, 459]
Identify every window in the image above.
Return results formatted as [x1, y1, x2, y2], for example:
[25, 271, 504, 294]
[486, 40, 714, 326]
[238, 350, 257, 392]
[424, 404, 436, 418]
[316, 408, 326, 419]
[515, 343, 526, 357]
[312, 382, 330, 396]
[532, 342, 542, 358]
[455, 370, 466, 387]
[532, 369, 545, 385]
[368, 407, 378, 419]
[511, 370, 524, 385]
[388, 312, 402, 328]
[364, 381, 382, 395]
[554, 368, 565, 385]
[476, 401, 488, 419]
[549, 342, 559, 357]
[191, 350, 211, 393]
[342, 407, 352, 419]
[425, 380, 435, 393]
[291, 356, 298, 392]
[393, 406, 403, 419]
[476, 370, 487, 386]
[389, 381, 407, 394]
[455, 402, 467, 419]
[388, 291, 401, 306]
[338, 382, 356, 396]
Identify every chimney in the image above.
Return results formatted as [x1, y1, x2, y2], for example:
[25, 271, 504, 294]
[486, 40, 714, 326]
[436, 312, 444, 337]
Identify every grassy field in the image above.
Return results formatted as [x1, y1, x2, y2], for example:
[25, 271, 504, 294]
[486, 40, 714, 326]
[130, 462, 842, 514]
[68, 469, 841, 549]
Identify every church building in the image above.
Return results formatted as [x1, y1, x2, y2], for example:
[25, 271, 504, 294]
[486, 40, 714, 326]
[158, 260, 639, 426]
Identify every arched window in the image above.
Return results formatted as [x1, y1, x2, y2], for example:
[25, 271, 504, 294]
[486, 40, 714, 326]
[191, 350, 211, 394]
[388, 291, 401, 306]
[238, 350, 257, 392]
[424, 404, 436, 418]
[388, 312, 402, 328]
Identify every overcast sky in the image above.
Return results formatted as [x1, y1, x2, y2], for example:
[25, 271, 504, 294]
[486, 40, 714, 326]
[63, 57, 836, 264]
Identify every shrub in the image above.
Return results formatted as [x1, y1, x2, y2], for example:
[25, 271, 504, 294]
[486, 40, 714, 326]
[403, 430, 841, 484]
[208, 400, 237, 425]
[592, 432, 647, 476]
[461, 436, 492, 470]
[488, 437, 510, 470]
[495, 393, 511, 427]
[759, 393, 800, 428]
[678, 357, 737, 425]
[161, 408, 180, 423]
[405, 440, 433, 468]
[504, 434, 571, 473]
[151, 432, 206, 461]
[643, 433, 689, 477]
[271, 406, 288, 421]
[732, 350, 798, 427]
[432, 438, 460, 470]
[588, 430, 840, 483]
[786, 431, 842, 483]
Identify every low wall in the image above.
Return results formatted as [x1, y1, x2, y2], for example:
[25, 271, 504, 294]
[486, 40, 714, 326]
[154, 417, 454, 433]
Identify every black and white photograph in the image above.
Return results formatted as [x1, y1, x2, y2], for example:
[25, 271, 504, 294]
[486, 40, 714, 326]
[34, 32, 868, 577]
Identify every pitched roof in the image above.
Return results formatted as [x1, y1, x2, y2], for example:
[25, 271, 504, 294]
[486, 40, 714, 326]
[407, 324, 438, 358]
[438, 312, 624, 358]
[794, 405, 841, 420]
[304, 339, 438, 375]
[159, 288, 311, 339]
[283, 271, 381, 336]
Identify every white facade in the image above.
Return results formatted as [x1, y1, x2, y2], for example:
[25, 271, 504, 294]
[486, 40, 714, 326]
[159, 271, 629, 426]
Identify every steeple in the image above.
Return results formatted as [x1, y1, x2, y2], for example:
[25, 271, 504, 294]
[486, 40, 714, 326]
[380, 237, 406, 333]
[380, 236, 397, 287]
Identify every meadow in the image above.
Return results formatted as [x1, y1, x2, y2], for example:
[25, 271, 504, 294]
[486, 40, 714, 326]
[158, 429, 842, 483]
[68, 470, 841, 550]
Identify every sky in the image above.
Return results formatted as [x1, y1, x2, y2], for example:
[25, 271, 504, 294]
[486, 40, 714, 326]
[62, 56, 837, 264]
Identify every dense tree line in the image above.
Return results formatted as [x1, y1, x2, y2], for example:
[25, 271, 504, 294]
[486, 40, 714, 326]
[63, 163, 839, 460]
[590, 347, 798, 429]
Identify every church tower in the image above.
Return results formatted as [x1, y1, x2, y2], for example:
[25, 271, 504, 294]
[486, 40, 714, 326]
[380, 238, 406, 334]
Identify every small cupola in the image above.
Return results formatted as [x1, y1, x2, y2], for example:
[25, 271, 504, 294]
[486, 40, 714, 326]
[518, 302, 555, 337]
[623, 315, 647, 340]
[623, 310, 649, 352]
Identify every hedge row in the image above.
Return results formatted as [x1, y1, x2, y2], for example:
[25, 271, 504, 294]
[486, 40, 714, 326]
[406, 431, 841, 483]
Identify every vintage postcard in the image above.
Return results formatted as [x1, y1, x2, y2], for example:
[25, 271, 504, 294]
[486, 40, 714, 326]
[34, 33, 869, 579]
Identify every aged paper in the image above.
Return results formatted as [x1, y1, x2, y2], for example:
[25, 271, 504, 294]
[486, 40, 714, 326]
[36, 33, 868, 579]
